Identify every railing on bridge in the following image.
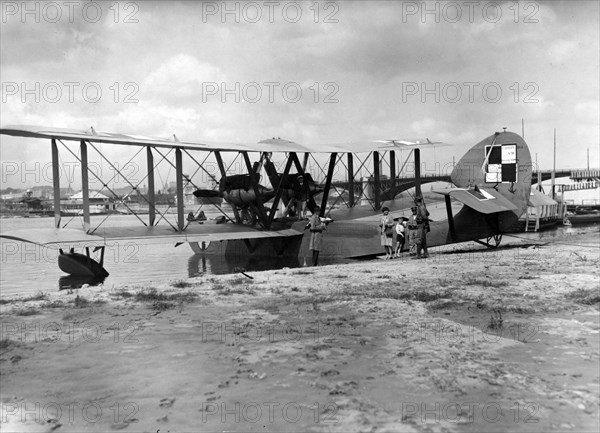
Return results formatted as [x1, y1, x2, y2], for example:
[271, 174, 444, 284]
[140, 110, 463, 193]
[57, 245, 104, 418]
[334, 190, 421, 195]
[558, 181, 600, 192]
[338, 168, 598, 209]
[570, 169, 600, 181]
[346, 174, 452, 206]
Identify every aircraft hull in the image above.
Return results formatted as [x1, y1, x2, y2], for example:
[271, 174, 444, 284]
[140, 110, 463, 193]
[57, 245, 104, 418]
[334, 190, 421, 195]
[297, 207, 520, 259]
[197, 205, 520, 261]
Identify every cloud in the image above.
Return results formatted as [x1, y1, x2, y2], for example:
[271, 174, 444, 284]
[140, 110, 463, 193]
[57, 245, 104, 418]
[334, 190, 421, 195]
[0, 0, 598, 188]
[143, 54, 226, 102]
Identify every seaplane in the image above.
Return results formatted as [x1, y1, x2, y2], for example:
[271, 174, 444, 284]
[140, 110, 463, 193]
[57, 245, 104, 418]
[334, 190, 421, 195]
[0, 125, 532, 277]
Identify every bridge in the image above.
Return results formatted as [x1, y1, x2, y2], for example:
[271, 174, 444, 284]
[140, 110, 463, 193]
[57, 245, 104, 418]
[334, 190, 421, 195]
[534, 169, 600, 183]
[384, 168, 600, 187]
[330, 168, 600, 208]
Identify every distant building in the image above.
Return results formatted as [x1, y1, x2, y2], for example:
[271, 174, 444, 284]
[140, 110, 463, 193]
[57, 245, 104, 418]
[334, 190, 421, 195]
[60, 190, 115, 215]
[0, 191, 23, 200]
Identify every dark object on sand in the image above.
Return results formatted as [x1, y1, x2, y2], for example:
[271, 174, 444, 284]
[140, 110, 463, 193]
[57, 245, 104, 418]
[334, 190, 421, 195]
[58, 247, 109, 277]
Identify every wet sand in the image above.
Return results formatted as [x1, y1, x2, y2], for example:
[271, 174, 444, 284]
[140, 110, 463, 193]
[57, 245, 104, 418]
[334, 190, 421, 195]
[1, 227, 599, 432]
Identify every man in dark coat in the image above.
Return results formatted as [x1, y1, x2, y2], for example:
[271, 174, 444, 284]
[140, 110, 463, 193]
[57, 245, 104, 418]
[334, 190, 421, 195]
[415, 196, 430, 258]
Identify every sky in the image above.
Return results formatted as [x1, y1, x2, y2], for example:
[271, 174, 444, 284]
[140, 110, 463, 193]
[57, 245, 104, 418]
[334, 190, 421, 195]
[1, 0, 599, 190]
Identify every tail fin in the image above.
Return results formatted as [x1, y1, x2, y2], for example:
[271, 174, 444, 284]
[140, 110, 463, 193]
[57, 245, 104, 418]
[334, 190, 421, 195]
[451, 131, 532, 217]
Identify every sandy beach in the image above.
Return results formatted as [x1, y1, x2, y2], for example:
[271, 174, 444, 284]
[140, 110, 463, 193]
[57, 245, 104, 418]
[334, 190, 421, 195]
[1, 227, 598, 432]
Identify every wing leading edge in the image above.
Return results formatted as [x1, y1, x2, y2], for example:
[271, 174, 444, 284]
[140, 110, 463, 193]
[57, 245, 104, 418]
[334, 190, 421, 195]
[0, 224, 304, 248]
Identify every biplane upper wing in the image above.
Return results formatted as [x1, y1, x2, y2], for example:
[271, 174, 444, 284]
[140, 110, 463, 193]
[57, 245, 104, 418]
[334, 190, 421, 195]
[324, 138, 449, 153]
[434, 187, 518, 214]
[0, 125, 447, 153]
[0, 124, 257, 152]
[0, 224, 304, 248]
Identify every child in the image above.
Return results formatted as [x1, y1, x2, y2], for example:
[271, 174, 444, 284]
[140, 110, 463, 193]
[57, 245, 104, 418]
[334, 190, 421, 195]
[394, 219, 406, 257]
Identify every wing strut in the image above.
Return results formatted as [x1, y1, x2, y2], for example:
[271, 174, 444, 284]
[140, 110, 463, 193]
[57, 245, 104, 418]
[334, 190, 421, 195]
[241, 151, 268, 226]
[175, 148, 185, 231]
[320, 153, 337, 217]
[373, 151, 381, 210]
[347, 154, 354, 207]
[215, 151, 241, 223]
[146, 146, 156, 226]
[444, 194, 457, 241]
[80, 140, 91, 232]
[51, 139, 61, 228]
[59, 139, 152, 231]
[267, 154, 294, 228]
[290, 152, 304, 173]
[414, 148, 422, 198]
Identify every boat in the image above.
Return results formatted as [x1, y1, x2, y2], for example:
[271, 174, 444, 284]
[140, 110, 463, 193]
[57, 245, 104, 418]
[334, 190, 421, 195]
[511, 188, 564, 232]
[565, 209, 600, 225]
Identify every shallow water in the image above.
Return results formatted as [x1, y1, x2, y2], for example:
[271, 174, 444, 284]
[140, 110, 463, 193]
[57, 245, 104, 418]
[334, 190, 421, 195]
[0, 214, 596, 298]
[0, 214, 351, 297]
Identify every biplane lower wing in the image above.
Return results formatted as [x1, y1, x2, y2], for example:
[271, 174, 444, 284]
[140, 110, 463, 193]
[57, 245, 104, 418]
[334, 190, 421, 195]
[0, 228, 108, 247]
[0, 224, 303, 248]
[434, 187, 518, 214]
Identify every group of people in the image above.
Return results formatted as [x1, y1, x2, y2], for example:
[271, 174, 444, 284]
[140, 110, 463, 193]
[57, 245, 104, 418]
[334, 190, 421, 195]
[308, 196, 431, 266]
[379, 196, 430, 260]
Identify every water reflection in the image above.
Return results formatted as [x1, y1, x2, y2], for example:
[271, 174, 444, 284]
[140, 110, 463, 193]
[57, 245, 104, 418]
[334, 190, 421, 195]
[58, 275, 107, 291]
[187, 252, 356, 277]
[187, 254, 304, 277]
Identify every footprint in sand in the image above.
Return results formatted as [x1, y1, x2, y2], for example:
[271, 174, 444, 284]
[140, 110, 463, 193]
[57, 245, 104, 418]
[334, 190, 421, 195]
[329, 380, 359, 395]
[159, 397, 176, 408]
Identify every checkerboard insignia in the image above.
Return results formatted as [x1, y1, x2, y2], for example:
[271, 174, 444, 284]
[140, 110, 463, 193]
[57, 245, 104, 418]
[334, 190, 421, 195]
[484, 144, 517, 183]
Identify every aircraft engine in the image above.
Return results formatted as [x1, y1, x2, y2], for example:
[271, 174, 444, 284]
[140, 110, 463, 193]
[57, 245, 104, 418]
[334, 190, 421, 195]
[222, 186, 276, 207]
[193, 174, 276, 208]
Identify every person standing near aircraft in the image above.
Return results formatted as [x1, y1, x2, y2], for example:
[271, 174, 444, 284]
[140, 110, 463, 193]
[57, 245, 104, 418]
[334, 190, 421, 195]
[379, 207, 395, 260]
[408, 206, 422, 258]
[308, 206, 326, 266]
[415, 196, 430, 258]
[282, 174, 309, 220]
[394, 219, 406, 258]
[297, 175, 309, 220]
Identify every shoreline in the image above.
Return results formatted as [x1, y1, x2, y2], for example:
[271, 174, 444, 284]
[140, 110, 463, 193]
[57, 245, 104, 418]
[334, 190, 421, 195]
[1, 228, 599, 432]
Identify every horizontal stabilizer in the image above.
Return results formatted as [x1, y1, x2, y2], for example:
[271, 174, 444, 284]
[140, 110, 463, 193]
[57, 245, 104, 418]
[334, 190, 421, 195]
[434, 187, 518, 214]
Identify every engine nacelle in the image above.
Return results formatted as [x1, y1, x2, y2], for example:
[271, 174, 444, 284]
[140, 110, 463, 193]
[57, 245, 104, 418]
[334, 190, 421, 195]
[222, 185, 276, 207]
